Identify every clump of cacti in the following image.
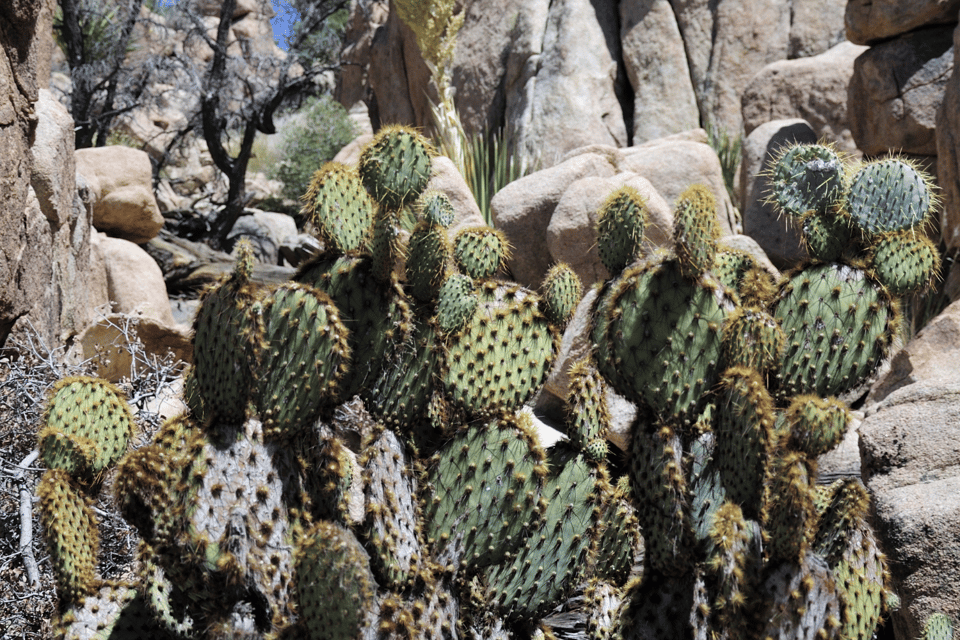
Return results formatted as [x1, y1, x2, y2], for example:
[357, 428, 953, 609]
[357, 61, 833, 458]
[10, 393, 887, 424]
[37, 132, 936, 640]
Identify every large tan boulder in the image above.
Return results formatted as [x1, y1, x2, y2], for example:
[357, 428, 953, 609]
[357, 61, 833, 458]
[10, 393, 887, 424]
[859, 298, 960, 638]
[71, 313, 192, 383]
[742, 41, 867, 155]
[425, 156, 486, 238]
[2, 4, 110, 348]
[620, 0, 699, 144]
[848, 27, 954, 157]
[546, 173, 673, 287]
[845, 0, 960, 45]
[492, 152, 617, 287]
[937, 23, 960, 252]
[788, 0, 846, 59]
[619, 138, 738, 236]
[96, 233, 176, 326]
[30, 89, 76, 226]
[507, 0, 627, 169]
[671, 0, 790, 134]
[76, 146, 164, 244]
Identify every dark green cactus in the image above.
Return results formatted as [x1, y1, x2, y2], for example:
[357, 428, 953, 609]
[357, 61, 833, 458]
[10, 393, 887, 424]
[540, 262, 582, 327]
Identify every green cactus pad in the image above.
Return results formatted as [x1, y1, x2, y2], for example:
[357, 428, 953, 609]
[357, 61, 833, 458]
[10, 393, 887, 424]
[39, 376, 135, 481]
[435, 273, 478, 334]
[565, 358, 611, 453]
[773, 262, 898, 399]
[800, 210, 853, 263]
[295, 521, 379, 640]
[923, 614, 955, 640]
[721, 306, 784, 373]
[407, 220, 452, 301]
[358, 124, 435, 210]
[714, 366, 776, 518]
[423, 412, 548, 571]
[673, 184, 722, 281]
[302, 162, 375, 254]
[297, 252, 414, 399]
[363, 318, 441, 433]
[768, 143, 846, 217]
[868, 230, 941, 296]
[453, 226, 511, 280]
[593, 256, 733, 426]
[830, 525, 887, 640]
[629, 422, 693, 575]
[846, 157, 935, 236]
[786, 395, 850, 458]
[115, 415, 205, 548]
[361, 428, 422, 587]
[485, 454, 607, 621]
[37, 469, 99, 603]
[588, 481, 642, 586]
[192, 243, 263, 422]
[256, 282, 351, 439]
[418, 189, 457, 227]
[596, 185, 648, 276]
[540, 262, 583, 327]
[711, 249, 755, 295]
[442, 281, 557, 417]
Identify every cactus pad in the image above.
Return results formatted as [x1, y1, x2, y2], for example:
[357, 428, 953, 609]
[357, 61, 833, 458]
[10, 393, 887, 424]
[868, 230, 941, 296]
[768, 143, 845, 217]
[442, 282, 557, 417]
[593, 257, 733, 425]
[39, 376, 135, 481]
[295, 521, 379, 640]
[256, 282, 351, 438]
[846, 158, 934, 235]
[423, 413, 547, 571]
[773, 262, 897, 399]
[303, 162, 375, 253]
[37, 469, 99, 602]
[453, 226, 511, 280]
[435, 273, 478, 334]
[540, 262, 583, 327]
[359, 125, 435, 210]
[596, 185, 648, 276]
[673, 184, 721, 281]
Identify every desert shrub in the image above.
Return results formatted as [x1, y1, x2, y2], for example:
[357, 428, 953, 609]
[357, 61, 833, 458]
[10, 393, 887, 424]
[269, 94, 358, 204]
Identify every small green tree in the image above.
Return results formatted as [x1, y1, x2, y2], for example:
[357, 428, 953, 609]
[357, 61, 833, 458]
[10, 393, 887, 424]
[269, 95, 357, 204]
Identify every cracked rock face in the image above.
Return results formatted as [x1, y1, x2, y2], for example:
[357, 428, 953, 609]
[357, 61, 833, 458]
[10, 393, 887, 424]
[848, 26, 955, 157]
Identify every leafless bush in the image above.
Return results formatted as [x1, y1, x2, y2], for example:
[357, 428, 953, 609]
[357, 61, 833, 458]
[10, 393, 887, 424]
[0, 316, 188, 639]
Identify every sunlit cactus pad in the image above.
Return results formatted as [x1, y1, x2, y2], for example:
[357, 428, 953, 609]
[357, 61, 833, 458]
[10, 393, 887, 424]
[773, 262, 897, 399]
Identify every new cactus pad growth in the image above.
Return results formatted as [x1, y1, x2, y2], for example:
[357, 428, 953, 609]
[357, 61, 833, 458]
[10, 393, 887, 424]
[40, 136, 926, 640]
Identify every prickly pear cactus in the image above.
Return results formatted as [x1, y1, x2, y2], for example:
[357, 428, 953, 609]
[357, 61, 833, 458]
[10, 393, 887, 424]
[39, 137, 928, 640]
